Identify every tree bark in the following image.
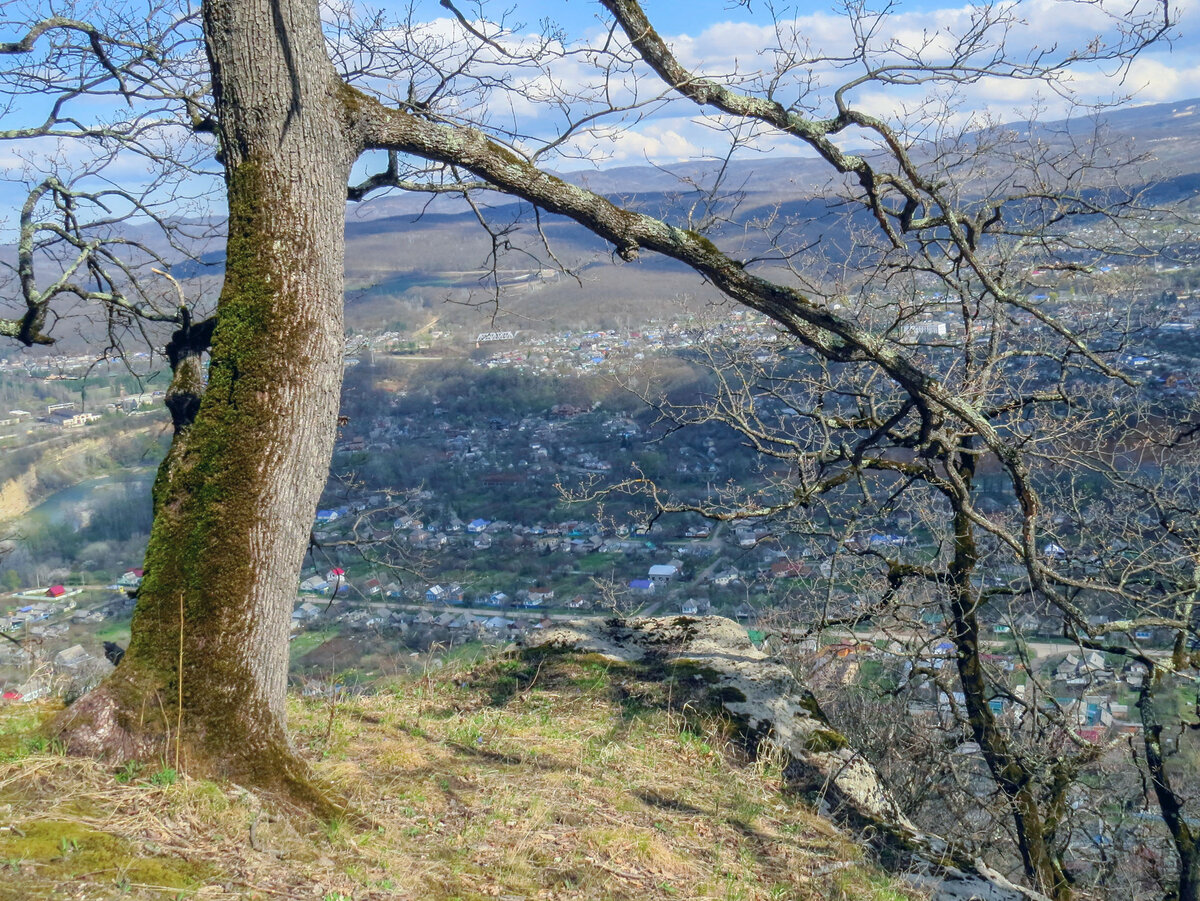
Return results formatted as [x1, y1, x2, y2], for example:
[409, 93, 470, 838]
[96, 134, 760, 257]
[55, 0, 356, 806]
[943, 456, 1072, 900]
[1141, 682, 1199, 901]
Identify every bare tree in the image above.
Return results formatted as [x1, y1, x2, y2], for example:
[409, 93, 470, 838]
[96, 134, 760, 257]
[0, 0, 1181, 861]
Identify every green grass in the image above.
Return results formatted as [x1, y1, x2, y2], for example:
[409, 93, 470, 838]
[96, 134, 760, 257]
[575, 551, 622, 572]
[289, 627, 340, 659]
[94, 619, 132, 643]
[0, 649, 925, 901]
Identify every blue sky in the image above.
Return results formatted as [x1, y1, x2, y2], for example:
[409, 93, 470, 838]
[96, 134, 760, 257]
[369, 0, 1198, 168]
[1, 0, 1195, 217]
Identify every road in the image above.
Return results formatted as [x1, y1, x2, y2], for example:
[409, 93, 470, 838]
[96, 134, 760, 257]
[822, 626, 1173, 661]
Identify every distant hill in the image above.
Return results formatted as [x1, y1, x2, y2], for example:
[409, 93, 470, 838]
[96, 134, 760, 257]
[13, 98, 1197, 347]
[352, 98, 1200, 221]
[335, 97, 1200, 333]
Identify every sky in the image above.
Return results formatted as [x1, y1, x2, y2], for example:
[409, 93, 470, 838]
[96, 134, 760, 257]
[373, 0, 1200, 168]
[0, 0, 1196, 218]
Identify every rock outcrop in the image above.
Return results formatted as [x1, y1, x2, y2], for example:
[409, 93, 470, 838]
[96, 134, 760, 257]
[532, 615, 1049, 901]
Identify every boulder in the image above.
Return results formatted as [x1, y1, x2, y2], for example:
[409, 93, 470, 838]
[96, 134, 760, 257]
[532, 615, 1048, 901]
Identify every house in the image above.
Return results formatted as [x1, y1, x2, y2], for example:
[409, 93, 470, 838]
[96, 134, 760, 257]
[1054, 651, 1114, 684]
[45, 585, 66, 598]
[980, 652, 1016, 672]
[325, 567, 346, 583]
[901, 320, 947, 339]
[467, 518, 491, 533]
[823, 641, 873, 660]
[629, 579, 655, 594]
[1014, 612, 1041, 633]
[53, 644, 91, 669]
[426, 584, 446, 603]
[710, 569, 740, 587]
[15, 604, 49, 622]
[769, 561, 809, 579]
[49, 409, 101, 428]
[648, 564, 678, 584]
[315, 509, 340, 524]
[1124, 661, 1149, 688]
[13, 674, 50, 702]
[483, 616, 515, 631]
[733, 602, 757, 620]
[300, 576, 330, 594]
[527, 587, 555, 605]
[365, 579, 382, 595]
[117, 569, 144, 588]
[292, 602, 322, 625]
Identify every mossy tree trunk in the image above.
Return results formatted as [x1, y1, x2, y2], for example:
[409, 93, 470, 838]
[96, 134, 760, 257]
[58, 0, 358, 801]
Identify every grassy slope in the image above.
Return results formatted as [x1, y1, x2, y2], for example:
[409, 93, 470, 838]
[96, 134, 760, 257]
[0, 651, 921, 901]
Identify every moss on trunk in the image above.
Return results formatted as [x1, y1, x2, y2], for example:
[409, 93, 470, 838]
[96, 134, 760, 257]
[57, 0, 356, 809]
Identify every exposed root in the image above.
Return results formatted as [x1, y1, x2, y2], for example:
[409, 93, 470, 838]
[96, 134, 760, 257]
[51, 680, 162, 762]
[50, 679, 352, 824]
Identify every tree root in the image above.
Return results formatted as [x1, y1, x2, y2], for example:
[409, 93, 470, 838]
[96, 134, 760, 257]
[49, 679, 352, 824]
[51, 678, 162, 762]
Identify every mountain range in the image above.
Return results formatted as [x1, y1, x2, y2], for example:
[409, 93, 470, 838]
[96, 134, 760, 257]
[331, 97, 1200, 333]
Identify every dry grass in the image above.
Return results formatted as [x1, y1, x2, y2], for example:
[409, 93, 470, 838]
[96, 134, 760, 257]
[0, 651, 923, 901]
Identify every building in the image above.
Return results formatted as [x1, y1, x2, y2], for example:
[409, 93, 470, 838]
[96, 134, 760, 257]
[117, 569, 144, 588]
[648, 564, 678, 584]
[527, 587, 555, 605]
[901, 321, 948, 339]
[53, 645, 92, 669]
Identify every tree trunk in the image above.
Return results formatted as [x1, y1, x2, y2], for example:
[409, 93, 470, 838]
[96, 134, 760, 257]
[1141, 683, 1199, 901]
[1182, 856, 1200, 901]
[945, 479, 1071, 900]
[55, 0, 356, 805]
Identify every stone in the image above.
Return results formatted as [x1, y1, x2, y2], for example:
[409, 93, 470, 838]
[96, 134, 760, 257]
[532, 616, 1049, 901]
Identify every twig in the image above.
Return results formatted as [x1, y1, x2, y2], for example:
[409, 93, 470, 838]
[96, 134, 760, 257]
[517, 658, 545, 701]
[175, 592, 184, 772]
[249, 811, 284, 858]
